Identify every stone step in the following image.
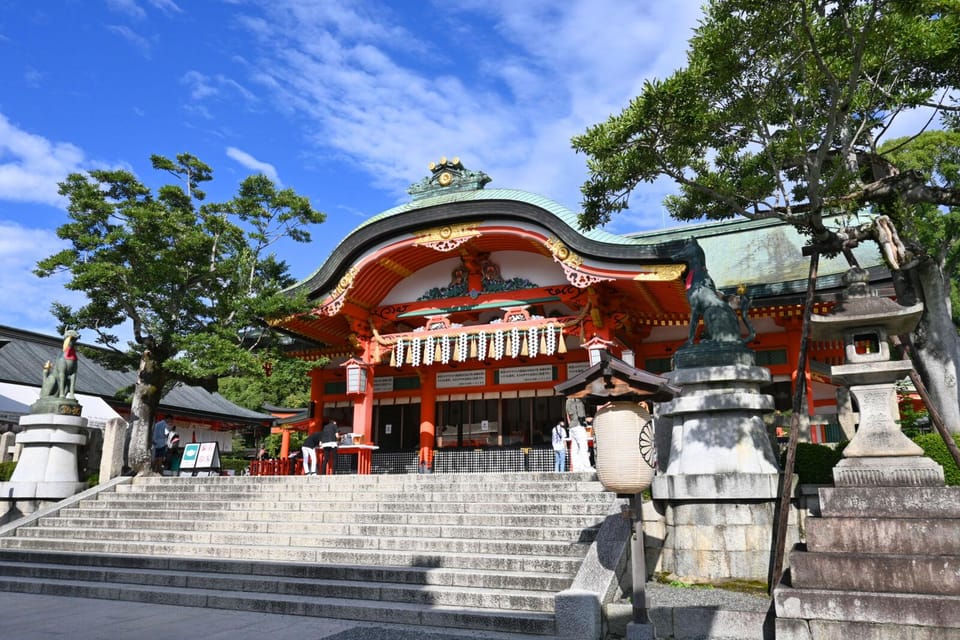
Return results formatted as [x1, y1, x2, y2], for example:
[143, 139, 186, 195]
[56, 506, 608, 529]
[774, 584, 960, 629]
[100, 489, 616, 505]
[0, 560, 558, 611]
[805, 517, 960, 555]
[38, 516, 600, 542]
[119, 478, 607, 494]
[75, 497, 610, 515]
[0, 576, 556, 635]
[132, 471, 594, 488]
[0, 549, 572, 591]
[12, 525, 592, 557]
[818, 486, 960, 519]
[789, 549, 960, 596]
[0, 537, 585, 573]
[0, 472, 616, 636]
[776, 617, 960, 639]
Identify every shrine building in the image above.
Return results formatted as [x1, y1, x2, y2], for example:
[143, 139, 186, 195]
[273, 159, 888, 471]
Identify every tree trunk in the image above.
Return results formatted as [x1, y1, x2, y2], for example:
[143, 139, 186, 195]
[127, 349, 167, 474]
[896, 259, 960, 434]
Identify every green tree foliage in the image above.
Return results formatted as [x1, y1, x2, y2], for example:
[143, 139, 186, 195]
[218, 354, 313, 411]
[878, 130, 960, 329]
[35, 153, 325, 473]
[573, 0, 960, 430]
[913, 432, 960, 485]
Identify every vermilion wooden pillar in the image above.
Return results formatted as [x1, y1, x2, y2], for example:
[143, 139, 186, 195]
[419, 372, 437, 470]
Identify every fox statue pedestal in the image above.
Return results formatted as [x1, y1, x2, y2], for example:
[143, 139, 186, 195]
[0, 405, 89, 524]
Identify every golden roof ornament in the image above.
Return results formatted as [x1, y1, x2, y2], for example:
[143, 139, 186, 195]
[408, 157, 492, 200]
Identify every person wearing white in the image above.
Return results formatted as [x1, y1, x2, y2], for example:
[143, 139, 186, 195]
[569, 422, 593, 472]
[551, 421, 568, 472]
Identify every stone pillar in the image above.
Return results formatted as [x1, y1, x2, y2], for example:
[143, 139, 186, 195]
[0, 431, 15, 462]
[652, 356, 795, 582]
[99, 417, 129, 482]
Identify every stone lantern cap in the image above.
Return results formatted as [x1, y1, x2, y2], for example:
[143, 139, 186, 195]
[809, 296, 924, 341]
[810, 267, 923, 343]
[554, 350, 680, 403]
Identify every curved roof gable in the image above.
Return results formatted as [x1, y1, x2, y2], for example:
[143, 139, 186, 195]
[287, 165, 687, 303]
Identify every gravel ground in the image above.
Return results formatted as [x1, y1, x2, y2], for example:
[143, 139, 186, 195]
[645, 581, 772, 612]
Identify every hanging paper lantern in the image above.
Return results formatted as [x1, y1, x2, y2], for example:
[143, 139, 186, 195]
[592, 401, 656, 493]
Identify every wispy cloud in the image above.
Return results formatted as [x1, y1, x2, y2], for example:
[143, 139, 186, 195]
[231, 0, 702, 231]
[106, 0, 147, 21]
[0, 113, 86, 207]
[105, 24, 153, 58]
[181, 71, 258, 104]
[226, 147, 281, 184]
[147, 0, 182, 15]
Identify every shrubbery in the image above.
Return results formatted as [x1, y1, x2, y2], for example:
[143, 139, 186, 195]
[912, 433, 960, 486]
[781, 442, 846, 485]
[0, 461, 16, 481]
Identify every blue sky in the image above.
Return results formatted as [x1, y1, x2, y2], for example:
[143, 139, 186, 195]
[0, 0, 706, 338]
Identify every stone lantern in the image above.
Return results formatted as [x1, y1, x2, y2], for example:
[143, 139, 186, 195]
[810, 267, 943, 486]
[555, 350, 679, 634]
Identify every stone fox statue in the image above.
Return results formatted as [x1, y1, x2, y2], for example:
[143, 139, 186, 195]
[40, 330, 80, 399]
[674, 240, 755, 346]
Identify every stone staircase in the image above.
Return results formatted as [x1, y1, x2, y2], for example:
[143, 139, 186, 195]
[774, 485, 960, 638]
[0, 472, 622, 636]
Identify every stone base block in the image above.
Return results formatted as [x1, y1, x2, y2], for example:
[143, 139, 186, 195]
[778, 616, 960, 640]
[790, 550, 960, 595]
[774, 586, 960, 628]
[657, 499, 798, 582]
[625, 621, 656, 640]
[833, 456, 944, 487]
[818, 485, 960, 519]
[805, 516, 960, 555]
[0, 480, 87, 500]
[652, 473, 780, 500]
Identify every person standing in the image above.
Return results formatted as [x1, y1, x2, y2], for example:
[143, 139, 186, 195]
[164, 423, 181, 471]
[151, 414, 168, 473]
[551, 420, 568, 472]
[569, 419, 593, 473]
[320, 418, 339, 475]
[301, 429, 323, 475]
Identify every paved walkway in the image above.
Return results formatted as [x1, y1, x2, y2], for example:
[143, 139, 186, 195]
[0, 592, 555, 640]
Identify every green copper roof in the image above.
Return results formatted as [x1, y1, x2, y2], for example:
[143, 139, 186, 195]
[345, 187, 639, 247]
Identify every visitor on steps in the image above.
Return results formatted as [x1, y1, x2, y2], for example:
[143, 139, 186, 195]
[320, 418, 339, 475]
[569, 419, 593, 473]
[301, 429, 322, 475]
[164, 423, 181, 471]
[151, 414, 168, 473]
[552, 420, 568, 472]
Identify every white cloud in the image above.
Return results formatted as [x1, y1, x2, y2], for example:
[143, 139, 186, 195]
[181, 71, 258, 104]
[147, 0, 182, 15]
[106, 0, 147, 20]
[0, 222, 85, 336]
[0, 113, 86, 207]
[226, 147, 281, 184]
[234, 0, 702, 231]
[105, 24, 153, 57]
